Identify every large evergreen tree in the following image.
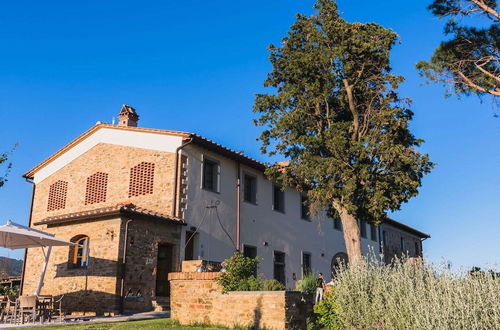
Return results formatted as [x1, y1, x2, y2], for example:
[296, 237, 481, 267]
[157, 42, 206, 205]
[254, 0, 433, 263]
[417, 0, 499, 100]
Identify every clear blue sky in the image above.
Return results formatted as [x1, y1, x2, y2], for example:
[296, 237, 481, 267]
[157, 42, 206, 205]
[0, 0, 498, 269]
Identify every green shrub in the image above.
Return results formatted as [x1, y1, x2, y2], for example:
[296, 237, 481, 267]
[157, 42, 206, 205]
[217, 252, 259, 293]
[236, 275, 263, 291]
[314, 256, 500, 329]
[313, 289, 343, 329]
[295, 273, 317, 295]
[262, 279, 285, 291]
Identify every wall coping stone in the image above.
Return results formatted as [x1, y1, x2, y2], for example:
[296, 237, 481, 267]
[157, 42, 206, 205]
[168, 272, 219, 280]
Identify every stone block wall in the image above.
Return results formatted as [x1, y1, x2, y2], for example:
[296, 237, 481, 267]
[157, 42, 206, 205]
[22, 142, 182, 315]
[31, 143, 176, 224]
[169, 268, 312, 329]
[22, 217, 123, 315]
[122, 219, 182, 312]
[382, 225, 423, 263]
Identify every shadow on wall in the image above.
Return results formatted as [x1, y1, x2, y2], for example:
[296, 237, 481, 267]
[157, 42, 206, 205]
[252, 296, 262, 330]
[54, 257, 120, 278]
[59, 290, 120, 316]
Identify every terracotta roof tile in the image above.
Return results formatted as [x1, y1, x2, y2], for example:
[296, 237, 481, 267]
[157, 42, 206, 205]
[33, 203, 185, 226]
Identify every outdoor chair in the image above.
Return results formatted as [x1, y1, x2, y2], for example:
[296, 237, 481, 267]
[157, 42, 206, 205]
[2, 295, 18, 324]
[49, 295, 64, 323]
[0, 296, 7, 322]
[36, 295, 53, 323]
[18, 295, 38, 324]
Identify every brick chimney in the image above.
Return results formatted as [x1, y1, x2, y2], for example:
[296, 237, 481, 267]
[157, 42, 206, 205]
[117, 105, 139, 127]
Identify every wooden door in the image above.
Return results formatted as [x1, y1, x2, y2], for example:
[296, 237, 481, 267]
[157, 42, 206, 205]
[155, 244, 173, 297]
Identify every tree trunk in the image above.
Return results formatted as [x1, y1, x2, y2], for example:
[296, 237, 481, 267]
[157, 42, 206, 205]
[335, 203, 363, 265]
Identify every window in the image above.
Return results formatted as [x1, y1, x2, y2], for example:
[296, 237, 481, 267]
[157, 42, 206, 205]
[68, 235, 90, 269]
[273, 251, 286, 286]
[129, 162, 155, 197]
[243, 245, 257, 259]
[302, 252, 311, 277]
[184, 231, 198, 261]
[300, 194, 310, 220]
[415, 241, 421, 257]
[400, 237, 405, 252]
[47, 180, 68, 211]
[382, 230, 387, 245]
[243, 173, 257, 204]
[370, 224, 377, 241]
[244, 245, 258, 276]
[202, 157, 220, 192]
[360, 220, 367, 238]
[272, 184, 285, 213]
[333, 218, 342, 231]
[85, 172, 108, 205]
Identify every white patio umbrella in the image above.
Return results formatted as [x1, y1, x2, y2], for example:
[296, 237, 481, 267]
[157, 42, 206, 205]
[0, 220, 75, 295]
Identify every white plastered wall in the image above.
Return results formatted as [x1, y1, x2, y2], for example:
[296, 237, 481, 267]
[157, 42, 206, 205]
[180, 144, 380, 289]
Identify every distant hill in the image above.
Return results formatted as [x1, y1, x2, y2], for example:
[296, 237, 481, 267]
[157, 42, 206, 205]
[0, 257, 23, 278]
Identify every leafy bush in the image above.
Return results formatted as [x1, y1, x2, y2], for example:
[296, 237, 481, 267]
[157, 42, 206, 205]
[314, 256, 500, 329]
[236, 275, 262, 291]
[295, 273, 317, 295]
[262, 279, 285, 291]
[313, 289, 343, 329]
[217, 252, 259, 293]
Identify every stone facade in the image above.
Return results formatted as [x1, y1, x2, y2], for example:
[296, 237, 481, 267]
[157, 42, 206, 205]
[22, 217, 123, 315]
[381, 224, 423, 264]
[22, 143, 183, 315]
[122, 219, 182, 312]
[30, 143, 176, 223]
[169, 265, 313, 329]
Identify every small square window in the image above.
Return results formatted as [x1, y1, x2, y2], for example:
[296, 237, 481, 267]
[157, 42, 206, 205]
[243, 245, 257, 259]
[334, 218, 342, 231]
[273, 184, 285, 213]
[300, 194, 310, 220]
[243, 174, 257, 204]
[202, 157, 220, 192]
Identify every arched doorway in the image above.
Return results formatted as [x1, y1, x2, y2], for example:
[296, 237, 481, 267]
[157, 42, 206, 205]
[330, 252, 348, 278]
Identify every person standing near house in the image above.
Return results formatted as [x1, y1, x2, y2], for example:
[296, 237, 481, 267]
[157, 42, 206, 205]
[315, 273, 326, 303]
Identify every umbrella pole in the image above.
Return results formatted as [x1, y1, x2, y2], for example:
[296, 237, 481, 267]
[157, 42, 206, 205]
[35, 246, 52, 296]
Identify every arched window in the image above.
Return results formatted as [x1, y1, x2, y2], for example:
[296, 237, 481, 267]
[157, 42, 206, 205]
[129, 162, 155, 197]
[47, 180, 68, 211]
[85, 172, 108, 205]
[68, 235, 90, 269]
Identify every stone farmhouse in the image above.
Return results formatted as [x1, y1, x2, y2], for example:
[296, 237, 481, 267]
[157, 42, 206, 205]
[20, 105, 430, 315]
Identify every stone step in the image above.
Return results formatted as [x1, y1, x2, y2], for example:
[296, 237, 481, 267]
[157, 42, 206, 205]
[152, 297, 170, 312]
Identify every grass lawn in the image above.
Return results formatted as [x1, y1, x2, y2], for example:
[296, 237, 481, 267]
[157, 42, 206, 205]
[28, 318, 229, 330]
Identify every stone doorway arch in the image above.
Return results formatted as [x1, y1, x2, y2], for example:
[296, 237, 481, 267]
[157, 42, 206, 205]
[330, 252, 348, 278]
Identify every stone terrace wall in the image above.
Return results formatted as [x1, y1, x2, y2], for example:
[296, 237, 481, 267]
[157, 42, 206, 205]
[169, 268, 312, 329]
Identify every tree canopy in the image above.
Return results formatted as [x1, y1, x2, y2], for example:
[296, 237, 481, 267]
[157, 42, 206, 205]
[417, 0, 499, 100]
[254, 0, 433, 261]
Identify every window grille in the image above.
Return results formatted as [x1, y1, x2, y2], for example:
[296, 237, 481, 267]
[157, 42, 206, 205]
[129, 162, 155, 197]
[85, 172, 108, 205]
[47, 180, 68, 211]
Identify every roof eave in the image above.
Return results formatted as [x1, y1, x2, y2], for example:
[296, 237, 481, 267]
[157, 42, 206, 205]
[33, 208, 185, 227]
[383, 218, 430, 239]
